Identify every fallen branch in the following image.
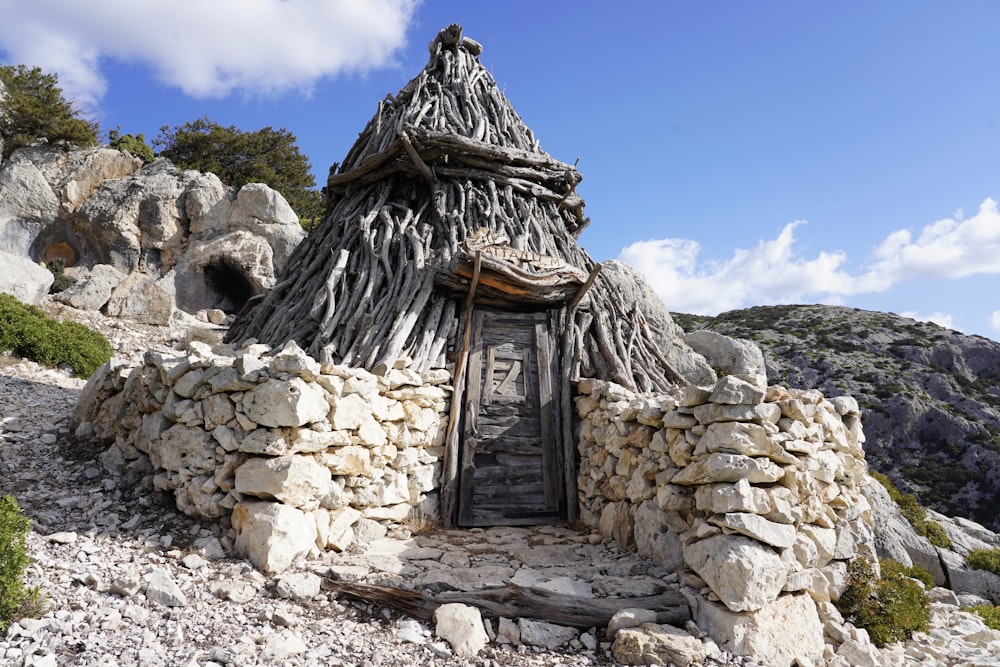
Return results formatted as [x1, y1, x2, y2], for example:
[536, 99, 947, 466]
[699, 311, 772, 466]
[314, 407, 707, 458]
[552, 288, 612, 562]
[321, 578, 691, 629]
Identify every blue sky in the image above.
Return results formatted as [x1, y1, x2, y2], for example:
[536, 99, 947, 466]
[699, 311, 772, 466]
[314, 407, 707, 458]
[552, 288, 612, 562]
[2, 1, 999, 340]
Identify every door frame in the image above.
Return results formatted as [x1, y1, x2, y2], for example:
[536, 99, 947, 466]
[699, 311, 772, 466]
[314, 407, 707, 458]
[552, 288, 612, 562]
[456, 308, 566, 526]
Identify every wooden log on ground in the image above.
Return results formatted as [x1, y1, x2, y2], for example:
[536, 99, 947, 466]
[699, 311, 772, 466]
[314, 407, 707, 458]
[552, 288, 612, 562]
[321, 579, 691, 629]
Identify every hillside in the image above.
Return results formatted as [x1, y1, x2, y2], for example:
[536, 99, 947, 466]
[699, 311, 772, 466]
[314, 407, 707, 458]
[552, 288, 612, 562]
[674, 304, 1000, 530]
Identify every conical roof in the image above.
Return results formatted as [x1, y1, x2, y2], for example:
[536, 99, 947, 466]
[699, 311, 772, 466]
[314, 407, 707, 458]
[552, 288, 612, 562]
[227, 24, 685, 392]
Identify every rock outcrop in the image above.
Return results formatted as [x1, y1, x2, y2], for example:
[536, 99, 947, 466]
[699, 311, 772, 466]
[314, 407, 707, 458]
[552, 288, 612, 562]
[677, 305, 1000, 531]
[0, 145, 306, 321]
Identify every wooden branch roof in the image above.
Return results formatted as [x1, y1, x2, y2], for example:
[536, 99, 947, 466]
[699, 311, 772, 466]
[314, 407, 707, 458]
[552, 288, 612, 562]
[227, 24, 686, 392]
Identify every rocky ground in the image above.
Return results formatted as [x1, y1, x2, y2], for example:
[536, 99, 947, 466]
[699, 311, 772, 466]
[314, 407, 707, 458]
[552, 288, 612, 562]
[2, 303, 1000, 666]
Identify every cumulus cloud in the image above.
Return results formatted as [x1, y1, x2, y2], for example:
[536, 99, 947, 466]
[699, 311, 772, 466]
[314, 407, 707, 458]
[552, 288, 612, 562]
[0, 0, 418, 107]
[865, 198, 1000, 283]
[992, 311, 1000, 333]
[619, 221, 860, 314]
[620, 197, 1000, 316]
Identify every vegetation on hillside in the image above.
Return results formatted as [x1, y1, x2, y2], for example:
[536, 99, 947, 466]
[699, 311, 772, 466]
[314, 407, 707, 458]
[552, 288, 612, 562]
[0, 294, 112, 377]
[837, 557, 931, 647]
[871, 472, 952, 549]
[0, 64, 99, 159]
[154, 117, 324, 228]
[966, 548, 1000, 577]
[0, 494, 45, 633]
[971, 604, 1000, 631]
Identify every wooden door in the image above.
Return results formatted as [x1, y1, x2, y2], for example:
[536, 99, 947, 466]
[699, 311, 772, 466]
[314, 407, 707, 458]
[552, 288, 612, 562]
[457, 310, 564, 526]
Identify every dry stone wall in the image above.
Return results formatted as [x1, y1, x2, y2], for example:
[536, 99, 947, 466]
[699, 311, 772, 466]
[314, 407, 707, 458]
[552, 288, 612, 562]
[72, 339, 449, 572]
[575, 373, 877, 664]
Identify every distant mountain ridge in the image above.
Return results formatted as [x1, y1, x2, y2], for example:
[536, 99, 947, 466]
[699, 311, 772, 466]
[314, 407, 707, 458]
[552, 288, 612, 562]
[674, 304, 1000, 530]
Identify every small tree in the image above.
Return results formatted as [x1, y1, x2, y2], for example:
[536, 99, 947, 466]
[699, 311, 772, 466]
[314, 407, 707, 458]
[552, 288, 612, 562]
[154, 117, 324, 225]
[0, 64, 98, 159]
[108, 126, 154, 163]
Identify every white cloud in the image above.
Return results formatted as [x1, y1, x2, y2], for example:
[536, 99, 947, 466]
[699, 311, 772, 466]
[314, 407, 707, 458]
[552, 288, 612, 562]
[619, 221, 859, 314]
[900, 311, 956, 330]
[865, 197, 1000, 283]
[991, 311, 1000, 333]
[0, 0, 419, 106]
[620, 197, 1000, 316]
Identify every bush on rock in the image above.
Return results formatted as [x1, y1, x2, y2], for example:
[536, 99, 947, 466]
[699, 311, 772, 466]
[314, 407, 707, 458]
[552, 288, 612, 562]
[837, 557, 931, 647]
[967, 548, 1000, 576]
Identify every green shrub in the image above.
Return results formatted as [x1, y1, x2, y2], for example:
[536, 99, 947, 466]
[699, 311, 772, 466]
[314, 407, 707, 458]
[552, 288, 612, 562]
[837, 557, 931, 647]
[970, 604, 1000, 631]
[0, 494, 45, 633]
[967, 548, 1000, 576]
[880, 559, 935, 589]
[0, 293, 111, 377]
[108, 127, 155, 163]
[45, 258, 76, 294]
[871, 471, 953, 549]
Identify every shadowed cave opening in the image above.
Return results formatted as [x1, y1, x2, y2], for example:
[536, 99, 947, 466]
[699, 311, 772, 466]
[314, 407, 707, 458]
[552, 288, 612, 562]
[203, 258, 255, 314]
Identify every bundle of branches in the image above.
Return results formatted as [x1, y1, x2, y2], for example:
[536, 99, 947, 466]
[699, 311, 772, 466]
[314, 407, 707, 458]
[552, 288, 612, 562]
[227, 24, 683, 392]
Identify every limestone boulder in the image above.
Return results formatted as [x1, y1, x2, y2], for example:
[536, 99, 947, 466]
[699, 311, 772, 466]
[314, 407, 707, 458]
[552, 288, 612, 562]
[231, 183, 305, 272]
[709, 513, 796, 549]
[242, 378, 329, 428]
[693, 593, 825, 666]
[150, 423, 218, 474]
[516, 619, 577, 650]
[145, 568, 187, 608]
[633, 500, 684, 570]
[683, 534, 787, 612]
[693, 421, 795, 464]
[52, 263, 127, 310]
[433, 603, 489, 657]
[941, 550, 1000, 605]
[0, 251, 52, 304]
[235, 455, 332, 510]
[232, 501, 317, 573]
[683, 329, 767, 378]
[103, 272, 174, 325]
[606, 608, 659, 639]
[613, 623, 707, 667]
[0, 145, 306, 321]
[708, 374, 765, 406]
[671, 453, 784, 486]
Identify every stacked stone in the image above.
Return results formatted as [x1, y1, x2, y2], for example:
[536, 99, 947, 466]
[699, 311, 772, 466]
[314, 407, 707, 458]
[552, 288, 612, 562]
[72, 339, 449, 572]
[575, 373, 877, 664]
